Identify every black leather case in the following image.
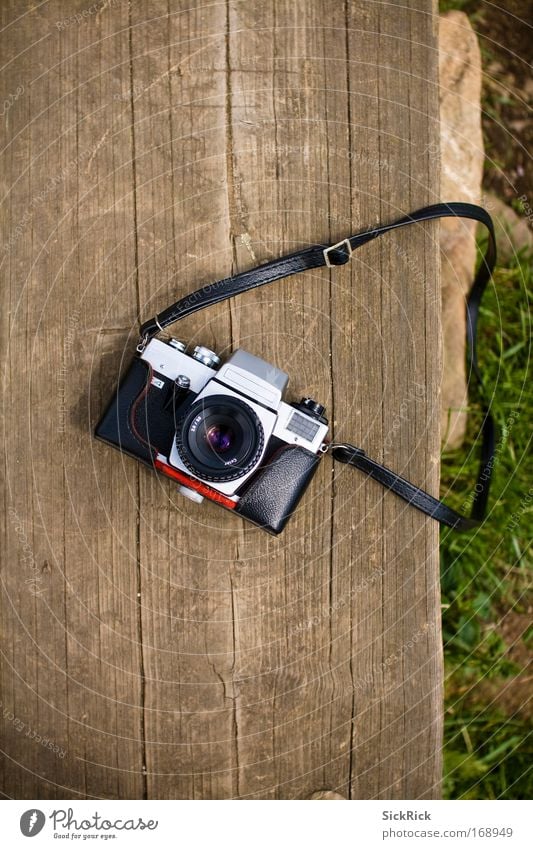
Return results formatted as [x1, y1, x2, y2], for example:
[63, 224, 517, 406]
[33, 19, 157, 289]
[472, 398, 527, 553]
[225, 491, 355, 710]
[95, 354, 187, 464]
[236, 445, 321, 534]
[94, 358, 155, 465]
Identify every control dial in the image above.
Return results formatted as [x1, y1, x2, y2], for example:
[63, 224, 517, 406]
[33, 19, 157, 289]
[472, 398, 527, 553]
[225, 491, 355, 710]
[169, 338, 187, 352]
[300, 397, 326, 419]
[192, 345, 221, 368]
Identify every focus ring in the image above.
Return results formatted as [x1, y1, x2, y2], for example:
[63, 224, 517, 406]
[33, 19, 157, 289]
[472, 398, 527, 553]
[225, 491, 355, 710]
[175, 395, 265, 483]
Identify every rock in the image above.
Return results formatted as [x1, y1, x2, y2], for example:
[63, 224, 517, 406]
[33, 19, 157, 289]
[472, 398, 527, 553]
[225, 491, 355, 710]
[439, 11, 484, 449]
[484, 192, 533, 262]
[309, 790, 346, 800]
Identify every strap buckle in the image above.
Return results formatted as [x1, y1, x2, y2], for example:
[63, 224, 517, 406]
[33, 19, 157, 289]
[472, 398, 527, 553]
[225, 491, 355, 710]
[136, 333, 149, 354]
[329, 442, 366, 461]
[323, 238, 353, 268]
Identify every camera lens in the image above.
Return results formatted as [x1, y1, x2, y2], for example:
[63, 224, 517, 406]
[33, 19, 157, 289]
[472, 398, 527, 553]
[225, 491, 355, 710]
[176, 395, 264, 482]
[206, 423, 235, 454]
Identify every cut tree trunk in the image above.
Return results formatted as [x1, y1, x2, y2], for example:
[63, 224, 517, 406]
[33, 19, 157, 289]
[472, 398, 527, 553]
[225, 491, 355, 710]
[0, 0, 442, 799]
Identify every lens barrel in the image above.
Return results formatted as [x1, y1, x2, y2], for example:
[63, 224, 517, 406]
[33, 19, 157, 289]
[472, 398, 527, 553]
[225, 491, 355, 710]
[176, 394, 265, 482]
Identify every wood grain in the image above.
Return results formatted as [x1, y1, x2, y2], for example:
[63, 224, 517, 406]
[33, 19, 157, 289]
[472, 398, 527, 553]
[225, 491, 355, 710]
[1, 0, 442, 799]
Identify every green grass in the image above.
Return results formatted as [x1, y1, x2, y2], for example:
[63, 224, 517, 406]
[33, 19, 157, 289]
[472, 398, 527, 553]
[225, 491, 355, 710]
[437, 0, 531, 799]
[440, 246, 532, 798]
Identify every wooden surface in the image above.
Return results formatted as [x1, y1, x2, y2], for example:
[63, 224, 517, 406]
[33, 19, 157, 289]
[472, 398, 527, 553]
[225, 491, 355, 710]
[1, 0, 443, 799]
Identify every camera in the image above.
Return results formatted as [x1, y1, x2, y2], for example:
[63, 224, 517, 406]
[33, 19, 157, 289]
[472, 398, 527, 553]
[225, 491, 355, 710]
[95, 338, 329, 533]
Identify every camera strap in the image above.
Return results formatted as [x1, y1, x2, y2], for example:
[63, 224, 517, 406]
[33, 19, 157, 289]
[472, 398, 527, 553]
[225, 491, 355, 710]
[139, 202, 496, 531]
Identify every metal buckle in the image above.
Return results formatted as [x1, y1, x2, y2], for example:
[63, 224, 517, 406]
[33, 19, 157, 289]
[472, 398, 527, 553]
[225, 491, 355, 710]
[136, 333, 149, 354]
[323, 238, 353, 268]
[328, 442, 366, 459]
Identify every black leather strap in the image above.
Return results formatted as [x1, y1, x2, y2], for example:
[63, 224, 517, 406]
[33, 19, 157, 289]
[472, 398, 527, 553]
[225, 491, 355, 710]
[330, 445, 480, 531]
[139, 202, 497, 531]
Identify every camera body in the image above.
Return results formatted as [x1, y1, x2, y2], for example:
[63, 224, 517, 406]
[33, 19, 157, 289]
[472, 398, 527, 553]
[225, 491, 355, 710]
[95, 338, 329, 534]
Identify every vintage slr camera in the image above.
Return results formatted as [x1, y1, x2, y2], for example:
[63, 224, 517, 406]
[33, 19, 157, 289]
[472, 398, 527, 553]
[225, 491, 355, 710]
[95, 338, 329, 533]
